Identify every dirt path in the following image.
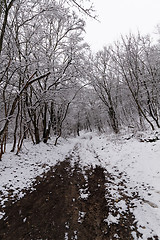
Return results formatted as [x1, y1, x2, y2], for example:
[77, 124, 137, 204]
[0, 145, 158, 239]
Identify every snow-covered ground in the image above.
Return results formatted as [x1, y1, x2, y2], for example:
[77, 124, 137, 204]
[77, 131, 160, 239]
[0, 131, 160, 239]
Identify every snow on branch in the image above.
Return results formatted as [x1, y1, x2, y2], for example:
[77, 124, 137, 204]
[0, 71, 51, 137]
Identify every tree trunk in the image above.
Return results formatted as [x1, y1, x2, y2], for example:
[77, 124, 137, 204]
[43, 103, 47, 139]
[108, 107, 119, 134]
[11, 102, 20, 152]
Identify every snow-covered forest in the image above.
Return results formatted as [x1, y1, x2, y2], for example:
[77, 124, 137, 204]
[0, 0, 160, 239]
[1, 0, 160, 158]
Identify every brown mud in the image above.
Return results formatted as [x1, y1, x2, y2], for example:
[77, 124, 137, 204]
[0, 153, 157, 240]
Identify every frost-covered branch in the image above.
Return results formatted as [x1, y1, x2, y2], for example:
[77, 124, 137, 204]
[0, 72, 50, 137]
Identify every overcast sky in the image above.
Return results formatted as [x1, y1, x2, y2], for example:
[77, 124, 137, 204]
[84, 0, 160, 51]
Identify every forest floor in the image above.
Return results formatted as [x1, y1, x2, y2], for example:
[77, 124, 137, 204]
[0, 131, 160, 239]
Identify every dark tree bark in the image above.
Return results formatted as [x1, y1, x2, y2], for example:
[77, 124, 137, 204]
[0, 0, 16, 54]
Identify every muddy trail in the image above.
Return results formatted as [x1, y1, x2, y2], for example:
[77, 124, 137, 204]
[0, 150, 153, 240]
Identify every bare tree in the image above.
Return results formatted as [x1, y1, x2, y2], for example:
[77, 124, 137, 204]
[0, 0, 16, 54]
[90, 47, 120, 133]
[112, 34, 159, 130]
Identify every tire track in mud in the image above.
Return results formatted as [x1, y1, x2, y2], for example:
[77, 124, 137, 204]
[0, 144, 154, 240]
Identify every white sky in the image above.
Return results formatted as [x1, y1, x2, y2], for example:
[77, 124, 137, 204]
[84, 0, 160, 51]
